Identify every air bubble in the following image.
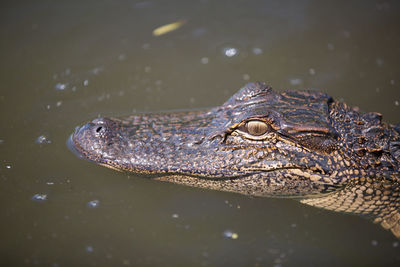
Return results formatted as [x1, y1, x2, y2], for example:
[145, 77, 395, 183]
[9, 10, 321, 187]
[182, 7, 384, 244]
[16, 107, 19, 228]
[200, 57, 209, 64]
[289, 78, 303, 85]
[55, 83, 67, 91]
[118, 54, 126, 61]
[376, 58, 383, 67]
[223, 47, 238, 57]
[223, 230, 239, 239]
[87, 200, 100, 208]
[252, 47, 263, 55]
[36, 135, 51, 144]
[32, 194, 48, 202]
[91, 67, 103, 75]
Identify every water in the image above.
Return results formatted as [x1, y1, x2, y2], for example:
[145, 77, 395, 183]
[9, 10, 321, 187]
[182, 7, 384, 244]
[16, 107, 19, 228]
[1, 0, 400, 266]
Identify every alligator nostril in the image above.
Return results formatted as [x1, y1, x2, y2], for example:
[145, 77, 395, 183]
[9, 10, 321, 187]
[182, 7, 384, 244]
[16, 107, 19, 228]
[96, 126, 103, 133]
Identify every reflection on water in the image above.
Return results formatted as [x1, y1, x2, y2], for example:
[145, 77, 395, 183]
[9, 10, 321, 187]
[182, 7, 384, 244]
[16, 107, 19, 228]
[1, 0, 400, 266]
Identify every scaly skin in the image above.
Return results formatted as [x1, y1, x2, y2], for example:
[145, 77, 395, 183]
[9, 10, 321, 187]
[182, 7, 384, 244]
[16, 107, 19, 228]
[69, 82, 400, 238]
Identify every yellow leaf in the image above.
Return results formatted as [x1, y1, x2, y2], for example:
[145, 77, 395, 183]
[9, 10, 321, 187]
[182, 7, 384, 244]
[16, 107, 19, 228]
[152, 20, 186, 36]
[231, 233, 239, 239]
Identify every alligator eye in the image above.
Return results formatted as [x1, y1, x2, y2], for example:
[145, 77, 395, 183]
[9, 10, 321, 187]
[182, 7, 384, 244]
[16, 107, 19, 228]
[246, 120, 269, 136]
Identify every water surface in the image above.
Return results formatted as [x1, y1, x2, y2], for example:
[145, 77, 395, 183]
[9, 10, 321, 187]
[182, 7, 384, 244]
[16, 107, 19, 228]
[1, 0, 400, 266]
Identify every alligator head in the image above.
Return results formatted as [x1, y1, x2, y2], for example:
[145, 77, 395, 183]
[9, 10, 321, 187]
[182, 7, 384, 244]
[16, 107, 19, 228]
[69, 82, 400, 237]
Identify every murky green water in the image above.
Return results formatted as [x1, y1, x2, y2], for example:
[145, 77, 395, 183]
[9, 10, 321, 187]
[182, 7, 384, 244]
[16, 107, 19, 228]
[1, 0, 400, 266]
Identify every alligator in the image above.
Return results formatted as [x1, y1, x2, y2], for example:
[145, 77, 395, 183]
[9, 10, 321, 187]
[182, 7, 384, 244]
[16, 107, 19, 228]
[69, 82, 400, 238]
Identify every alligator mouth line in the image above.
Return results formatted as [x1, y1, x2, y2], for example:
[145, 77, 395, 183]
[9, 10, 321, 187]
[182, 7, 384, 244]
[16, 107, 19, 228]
[68, 137, 330, 182]
[68, 130, 335, 188]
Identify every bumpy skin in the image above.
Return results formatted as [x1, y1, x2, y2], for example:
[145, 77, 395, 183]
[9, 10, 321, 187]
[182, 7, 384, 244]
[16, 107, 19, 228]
[70, 82, 400, 238]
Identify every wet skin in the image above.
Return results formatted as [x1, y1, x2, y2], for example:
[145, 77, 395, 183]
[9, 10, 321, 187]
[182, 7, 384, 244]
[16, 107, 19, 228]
[69, 82, 400, 238]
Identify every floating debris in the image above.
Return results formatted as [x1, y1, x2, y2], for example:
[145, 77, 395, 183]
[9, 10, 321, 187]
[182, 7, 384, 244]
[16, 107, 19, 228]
[83, 80, 89, 86]
[172, 213, 179, 219]
[32, 193, 48, 202]
[91, 67, 103, 75]
[223, 47, 238, 57]
[87, 200, 100, 208]
[289, 78, 303, 86]
[86, 246, 94, 253]
[153, 20, 185, 36]
[252, 47, 263, 55]
[36, 135, 51, 144]
[376, 58, 383, 67]
[223, 230, 239, 239]
[55, 83, 67, 91]
[343, 30, 351, 38]
[97, 93, 111, 101]
[200, 57, 209, 64]
[309, 68, 316, 75]
[118, 54, 127, 61]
